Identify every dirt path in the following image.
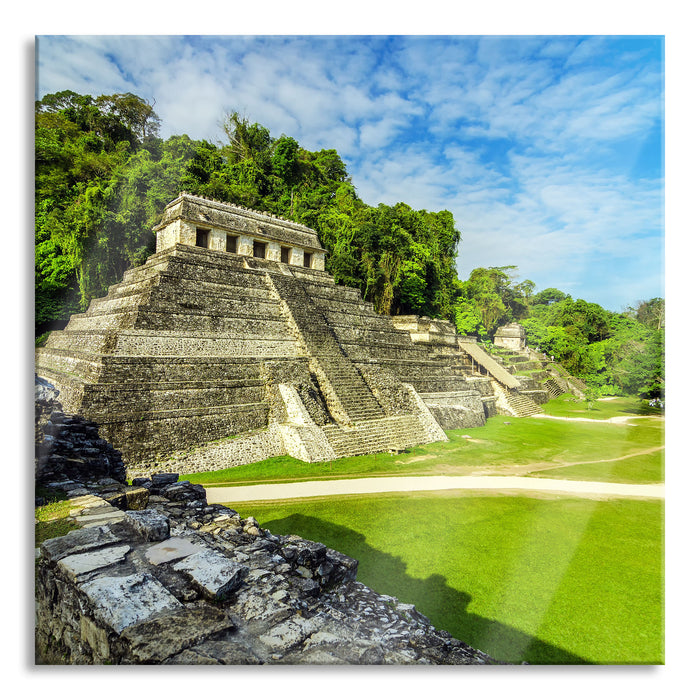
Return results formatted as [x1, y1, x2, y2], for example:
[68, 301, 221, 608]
[533, 413, 640, 424]
[206, 475, 664, 504]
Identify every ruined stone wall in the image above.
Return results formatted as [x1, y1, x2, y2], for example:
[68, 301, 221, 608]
[34, 385, 497, 665]
[417, 391, 488, 430]
[35, 377, 126, 487]
[35, 480, 496, 665]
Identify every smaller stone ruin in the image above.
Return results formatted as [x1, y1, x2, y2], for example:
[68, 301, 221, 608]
[493, 323, 527, 352]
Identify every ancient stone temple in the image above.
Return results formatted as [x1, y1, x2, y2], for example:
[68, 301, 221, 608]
[493, 322, 526, 351]
[36, 193, 488, 475]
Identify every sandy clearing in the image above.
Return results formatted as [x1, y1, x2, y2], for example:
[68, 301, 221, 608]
[206, 475, 664, 504]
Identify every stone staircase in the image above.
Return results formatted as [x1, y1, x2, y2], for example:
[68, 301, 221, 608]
[491, 381, 543, 418]
[304, 282, 490, 430]
[545, 377, 568, 398]
[480, 345, 589, 404]
[503, 391, 543, 417]
[322, 416, 426, 457]
[265, 272, 386, 425]
[561, 372, 588, 398]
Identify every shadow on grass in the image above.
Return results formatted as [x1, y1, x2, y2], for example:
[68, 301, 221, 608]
[621, 405, 664, 417]
[262, 513, 590, 665]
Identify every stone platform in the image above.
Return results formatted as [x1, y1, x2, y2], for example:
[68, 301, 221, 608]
[36, 194, 487, 475]
[35, 472, 498, 665]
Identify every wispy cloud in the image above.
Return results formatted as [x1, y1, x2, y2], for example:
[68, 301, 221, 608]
[35, 34, 664, 310]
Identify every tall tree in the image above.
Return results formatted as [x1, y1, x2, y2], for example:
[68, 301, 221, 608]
[633, 298, 665, 331]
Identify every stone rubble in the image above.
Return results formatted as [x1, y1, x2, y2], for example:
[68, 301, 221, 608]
[35, 472, 500, 665]
[35, 376, 127, 494]
[34, 375, 501, 665]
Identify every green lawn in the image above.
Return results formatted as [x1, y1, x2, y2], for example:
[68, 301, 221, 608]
[534, 451, 663, 483]
[185, 395, 664, 664]
[236, 492, 664, 665]
[540, 395, 663, 420]
[185, 398, 664, 487]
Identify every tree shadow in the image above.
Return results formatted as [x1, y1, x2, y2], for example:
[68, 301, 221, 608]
[262, 513, 590, 665]
[621, 405, 664, 417]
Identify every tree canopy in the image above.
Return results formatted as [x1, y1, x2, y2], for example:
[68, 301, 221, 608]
[35, 96, 463, 330]
[35, 91, 664, 398]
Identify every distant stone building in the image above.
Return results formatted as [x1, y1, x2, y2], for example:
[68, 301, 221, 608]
[493, 322, 526, 351]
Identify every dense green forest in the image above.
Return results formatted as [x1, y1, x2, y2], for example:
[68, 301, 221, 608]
[453, 267, 664, 398]
[35, 91, 664, 399]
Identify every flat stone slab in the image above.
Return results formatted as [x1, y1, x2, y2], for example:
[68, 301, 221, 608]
[74, 505, 124, 522]
[41, 524, 121, 562]
[58, 544, 131, 580]
[151, 473, 179, 487]
[80, 572, 182, 633]
[145, 537, 203, 565]
[101, 486, 150, 510]
[69, 497, 109, 516]
[259, 615, 324, 651]
[172, 548, 249, 599]
[229, 587, 294, 625]
[75, 512, 127, 528]
[120, 602, 235, 663]
[164, 638, 262, 665]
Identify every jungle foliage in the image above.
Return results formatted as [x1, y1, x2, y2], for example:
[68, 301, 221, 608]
[34, 91, 664, 397]
[35, 95, 460, 330]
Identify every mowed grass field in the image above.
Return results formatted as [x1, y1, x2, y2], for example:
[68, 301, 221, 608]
[238, 493, 663, 665]
[189, 396, 664, 664]
[186, 396, 664, 486]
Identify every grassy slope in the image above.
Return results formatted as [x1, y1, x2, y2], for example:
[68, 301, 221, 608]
[185, 397, 664, 487]
[240, 493, 664, 665]
[35, 496, 79, 546]
[203, 396, 664, 665]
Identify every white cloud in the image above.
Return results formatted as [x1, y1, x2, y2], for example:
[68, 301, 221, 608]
[564, 36, 612, 67]
[449, 152, 664, 307]
[34, 34, 664, 309]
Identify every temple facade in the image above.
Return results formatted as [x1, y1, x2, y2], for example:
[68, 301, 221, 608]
[154, 193, 327, 271]
[36, 194, 498, 476]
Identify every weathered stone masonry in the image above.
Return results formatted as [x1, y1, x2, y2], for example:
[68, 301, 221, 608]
[35, 482, 498, 665]
[35, 387, 498, 665]
[36, 193, 488, 476]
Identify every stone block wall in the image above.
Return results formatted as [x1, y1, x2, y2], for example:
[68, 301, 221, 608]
[418, 391, 488, 430]
[35, 472, 497, 665]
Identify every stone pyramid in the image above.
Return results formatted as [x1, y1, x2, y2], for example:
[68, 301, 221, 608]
[36, 193, 487, 477]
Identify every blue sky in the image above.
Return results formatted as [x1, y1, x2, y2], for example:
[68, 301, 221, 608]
[35, 34, 664, 312]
